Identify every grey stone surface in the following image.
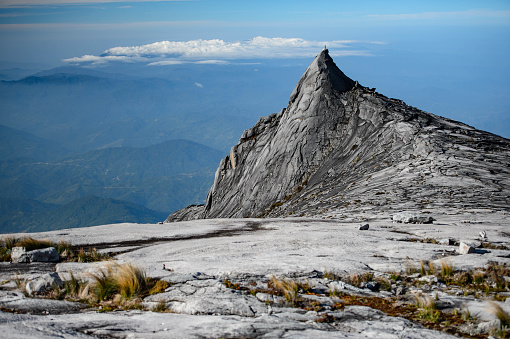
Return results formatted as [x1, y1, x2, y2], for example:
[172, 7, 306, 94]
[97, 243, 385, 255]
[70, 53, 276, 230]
[25, 272, 63, 295]
[0, 290, 86, 314]
[392, 212, 435, 224]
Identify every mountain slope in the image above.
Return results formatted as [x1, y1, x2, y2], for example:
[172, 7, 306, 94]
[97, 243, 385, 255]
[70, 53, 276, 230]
[0, 125, 72, 161]
[167, 48, 510, 221]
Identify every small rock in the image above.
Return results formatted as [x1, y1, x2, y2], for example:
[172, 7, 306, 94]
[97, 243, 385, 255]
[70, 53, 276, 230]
[438, 238, 455, 246]
[458, 242, 475, 255]
[359, 224, 369, 230]
[419, 275, 438, 284]
[361, 281, 379, 291]
[479, 231, 487, 240]
[392, 212, 434, 224]
[26, 273, 63, 295]
[395, 286, 406, 296]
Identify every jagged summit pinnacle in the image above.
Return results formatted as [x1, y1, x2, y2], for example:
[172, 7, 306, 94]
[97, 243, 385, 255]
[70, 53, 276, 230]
[288, 48, 355, 106]
[166, 50, 510, 222]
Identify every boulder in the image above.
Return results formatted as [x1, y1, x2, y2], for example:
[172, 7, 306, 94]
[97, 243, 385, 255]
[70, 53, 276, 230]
[458, 242, 475, 255]
[359, 224, 369, 230]
[26, 247, 59, 263]
[25, 273, 63, 296]
[392, 212, 434, 224]
[12, 247, 59, 263]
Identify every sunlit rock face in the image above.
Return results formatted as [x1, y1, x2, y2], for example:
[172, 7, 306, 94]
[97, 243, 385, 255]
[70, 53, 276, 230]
[167, 48, 510, 222]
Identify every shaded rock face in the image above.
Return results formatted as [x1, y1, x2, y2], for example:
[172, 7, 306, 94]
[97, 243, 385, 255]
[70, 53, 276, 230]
[167, 48, 510, 222]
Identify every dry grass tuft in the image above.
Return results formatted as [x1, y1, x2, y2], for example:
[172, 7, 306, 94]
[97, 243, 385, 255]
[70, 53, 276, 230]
[148, 279, 171, 295]
[152, 300, 169, 312]
[116, 263, 148, 300]
[344, 272, 373, 287]
[73, 248, 110, 263]
[323, 270, 341, 281]
[14, 273, 28, 295]
[89, 264, 118, 302]
[414, 292, 440, 322]
[86, 262, 169, 306]
[414, 292, 436, 310]
[63, 272, 86, 298]
[1, 236, 19, 251]
[488, 301, 510, 329]
[14, 237, 54, 252]
[269, 275, 299, 305]
[439, 259, 453, 278]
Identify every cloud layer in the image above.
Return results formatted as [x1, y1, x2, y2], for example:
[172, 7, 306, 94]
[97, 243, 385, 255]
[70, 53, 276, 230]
[64, 37, 381, 65]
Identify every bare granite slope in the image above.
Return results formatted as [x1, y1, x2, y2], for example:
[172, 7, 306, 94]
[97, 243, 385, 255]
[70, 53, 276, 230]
[166, 48, 510, 222]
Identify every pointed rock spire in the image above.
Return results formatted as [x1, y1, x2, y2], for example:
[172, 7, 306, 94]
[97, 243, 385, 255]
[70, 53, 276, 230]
[289, 48, 355, 106]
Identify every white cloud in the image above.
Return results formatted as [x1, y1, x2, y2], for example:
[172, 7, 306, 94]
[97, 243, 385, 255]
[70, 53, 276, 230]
[147, 60, 186, 66]
[195, 60, 230, 65]
[194, 82, 203, 88]
[64, 37, 382, 65]
[63, 54, 144, 65]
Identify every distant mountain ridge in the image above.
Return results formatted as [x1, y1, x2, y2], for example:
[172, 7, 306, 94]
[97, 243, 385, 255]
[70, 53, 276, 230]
[0, 139, 223, 233]
[0, 195, 168, 233]
[167, 48, 510, 222]
[0, 63, 301, 153]
[0, 124, 72, 161]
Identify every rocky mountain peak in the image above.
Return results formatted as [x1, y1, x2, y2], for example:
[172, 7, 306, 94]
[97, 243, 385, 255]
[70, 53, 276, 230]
[166, 50, 510, 222]
[288, 47, 355, 109]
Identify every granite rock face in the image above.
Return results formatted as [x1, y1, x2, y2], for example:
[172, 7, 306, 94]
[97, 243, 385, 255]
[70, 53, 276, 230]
[166, 48, 510, 222]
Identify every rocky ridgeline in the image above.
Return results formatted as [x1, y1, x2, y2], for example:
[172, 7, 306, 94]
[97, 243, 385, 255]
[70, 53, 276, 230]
[167, 48, 510, 222]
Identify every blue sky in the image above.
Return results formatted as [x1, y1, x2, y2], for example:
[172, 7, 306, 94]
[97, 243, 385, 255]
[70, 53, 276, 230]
[1, 0, 509, 66]
[0, 0, 509, 136]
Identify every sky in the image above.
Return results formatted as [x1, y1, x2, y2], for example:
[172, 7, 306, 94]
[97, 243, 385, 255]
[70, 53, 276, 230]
[0, 0, 509, 135]
[1, 0, 509, 67]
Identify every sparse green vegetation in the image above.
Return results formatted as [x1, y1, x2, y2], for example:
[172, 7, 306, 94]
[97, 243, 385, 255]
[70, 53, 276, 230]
[414, 292, 440, 323]
[323, 270, 341, 281]
[89, 265, 118, 302]
[152, 300, 168, 312]
[344, 272, 373, 287]
[72, 248, 110, 263]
